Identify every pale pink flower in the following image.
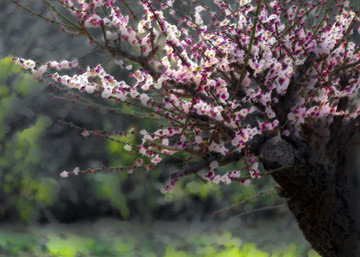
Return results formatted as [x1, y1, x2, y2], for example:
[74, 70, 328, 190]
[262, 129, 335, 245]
[84, 14, 102, 28]
[32, 65, 47, 79]
[151, 154, 162, 164]
[73, 167, 80, 176]
[60, 171, 69, 178]
[23, 59, 36, 69]
[139, 145, 147, 155]
[243, 179, 252, 187]
[124, 144, 132, 151]
[81, 129, 90, 137]
[221, 175, 231, 184]
[209, 161, 218, 170]
[194, 136, 203, 145]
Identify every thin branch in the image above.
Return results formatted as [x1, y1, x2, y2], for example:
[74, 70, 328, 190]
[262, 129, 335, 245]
[232, 165, 302, 182]
[231, 0, 263, 101]
[235, 203, 287, 218]
[170, 154, 220, 179]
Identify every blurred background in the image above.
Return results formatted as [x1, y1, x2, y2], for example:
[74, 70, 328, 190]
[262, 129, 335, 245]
[0, 0, 359, 256]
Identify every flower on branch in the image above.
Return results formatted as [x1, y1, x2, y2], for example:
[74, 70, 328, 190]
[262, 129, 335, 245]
[11, 0, 360, 190]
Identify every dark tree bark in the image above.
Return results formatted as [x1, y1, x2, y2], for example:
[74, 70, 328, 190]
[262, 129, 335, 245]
[258, 128, 360, 256]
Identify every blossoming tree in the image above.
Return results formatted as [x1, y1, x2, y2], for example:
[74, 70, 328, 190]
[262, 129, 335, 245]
[11, 0, 360, 255]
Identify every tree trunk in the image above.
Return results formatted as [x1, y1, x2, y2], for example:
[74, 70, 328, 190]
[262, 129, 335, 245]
[259, 132, 360, 256]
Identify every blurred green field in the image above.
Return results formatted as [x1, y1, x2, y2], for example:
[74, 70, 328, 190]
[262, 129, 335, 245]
[0, 219, 319, 257]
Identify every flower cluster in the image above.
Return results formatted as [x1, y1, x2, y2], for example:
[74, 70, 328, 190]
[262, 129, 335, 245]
[12, 0, 360, 190]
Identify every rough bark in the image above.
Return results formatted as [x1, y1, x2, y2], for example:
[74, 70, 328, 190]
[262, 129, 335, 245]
[259, 132, 360, 256]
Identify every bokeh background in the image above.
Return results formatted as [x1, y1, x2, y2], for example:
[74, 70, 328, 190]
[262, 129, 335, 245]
[0, 0, 359, 256]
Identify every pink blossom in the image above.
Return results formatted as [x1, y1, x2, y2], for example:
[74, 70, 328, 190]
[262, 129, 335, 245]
[60, 171, 69, 178]
[151, 154, 162, 164]
[12, 0, 360, 191]
[81, 129, 90, 137]
[73, 167, 80, 176]
[209, 161, 218, 170]
[84, 14, 102, 28]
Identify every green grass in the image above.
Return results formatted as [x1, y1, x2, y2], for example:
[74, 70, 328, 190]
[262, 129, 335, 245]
[0, 220, 320, 257]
